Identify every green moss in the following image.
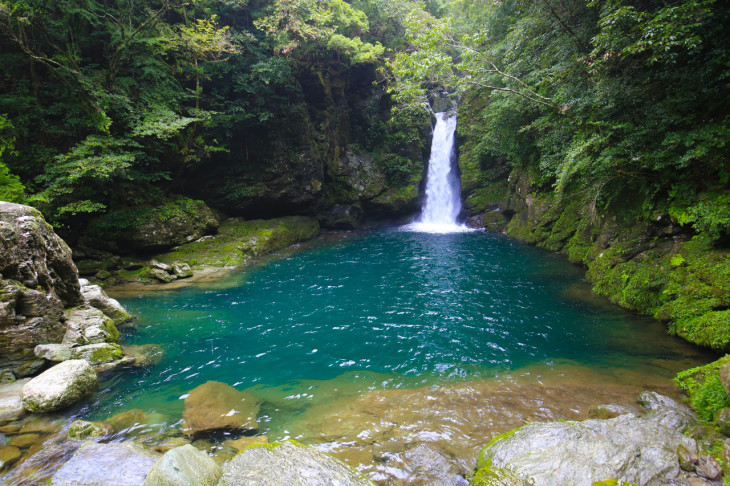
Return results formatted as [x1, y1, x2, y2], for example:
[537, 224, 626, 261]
[675, 355, 730, 421]
[591, 480, 638, 486]
[471, 465, 529, 486]
[466, 182, 509, 214]
[476, 429, 518, 470]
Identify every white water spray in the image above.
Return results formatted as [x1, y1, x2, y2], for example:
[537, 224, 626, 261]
[406, 112, 470, 233]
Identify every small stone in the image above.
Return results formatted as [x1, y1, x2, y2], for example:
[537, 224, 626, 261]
[150, 268, 174, 283]
[144, 444, 221, 486]
[678, 443, 699, 472]
[225, 435, 268, 452]
[150, 260, 172, 272]
[170, 263, 193, 279]
[0, 424, 21, 434]
[124, 345, 164, 368]
[153, 437, 191, 453]
[588, 404, 635, 420]
[0, 370, 15, 384]
[696, 454, 722, 480]
[10, 433, 40, 448]
[34, 344, 73, 362]
[715, 407, 730, 436]
[0, 445, 21, 465]
[68, 420, 111, 440]
[95, 269, 111, 280]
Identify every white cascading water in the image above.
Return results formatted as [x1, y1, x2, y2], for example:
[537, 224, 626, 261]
[406, 112, 470, 233]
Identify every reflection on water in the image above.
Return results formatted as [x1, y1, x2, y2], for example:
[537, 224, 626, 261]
[0, 229, 716, 484]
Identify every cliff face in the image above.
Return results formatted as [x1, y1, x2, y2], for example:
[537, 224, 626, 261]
[458, 122, 730, 352]
[0, 202, 84, 374]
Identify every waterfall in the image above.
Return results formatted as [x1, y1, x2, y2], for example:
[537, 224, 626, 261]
[406, 112, 469, 233]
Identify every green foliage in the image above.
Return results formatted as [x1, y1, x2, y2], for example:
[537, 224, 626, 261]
[0, 114, 25, 202]
[671, 193, 730, 241]
[675, 356, 730, 421]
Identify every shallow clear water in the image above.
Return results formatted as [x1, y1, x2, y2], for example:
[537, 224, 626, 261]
[9, 228, 711, 484]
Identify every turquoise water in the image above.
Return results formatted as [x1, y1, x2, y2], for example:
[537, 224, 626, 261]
[85, 228, 710, 429]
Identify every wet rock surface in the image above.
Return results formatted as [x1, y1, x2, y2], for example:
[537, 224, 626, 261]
[219, 440, 374, 486]
[144, 444, 221, 486]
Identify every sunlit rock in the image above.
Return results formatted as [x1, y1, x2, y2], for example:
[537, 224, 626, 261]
[219, 440, 374, 486]
[80, 284, 132, 325]
[181, 381, 261, 437]
[0, 379, 28, 423]
[21, 360, 97, 412]
[62, 307, 119, 346]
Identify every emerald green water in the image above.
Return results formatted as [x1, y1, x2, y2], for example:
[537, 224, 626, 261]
[89, 229, 708, 423]
[2, 228, 715, 484]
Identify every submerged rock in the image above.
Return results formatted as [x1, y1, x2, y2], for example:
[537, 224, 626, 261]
[68, 420, 111, 440]
[144, 444, 221, 486]
[21, 360, 97, 412]
[181, 381, 261, 437]
[400, 443, 469, 486]
[123, 344, 165, 367]
[50, 441, 159, 486]
[219, 440, 374, 486]
[80, 284, 132, 325]
[475, 414, 697, 486]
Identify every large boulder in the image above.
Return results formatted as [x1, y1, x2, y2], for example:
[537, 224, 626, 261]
[475, 414, 697, 486]
[80, 284, 132, 325]
[181, 381, 261, 437]
[82, 198, 219, 253]
[218, 440, 374, 486]
[50, 441, 159, 486]
[0, 281, 66, 374]
[21, 359, 97, 412]
[62, 306, 119, 346]
[0, 202, 82, 306]
[145, 444, 221, 486]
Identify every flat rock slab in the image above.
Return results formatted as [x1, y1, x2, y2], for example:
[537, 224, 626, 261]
[22, 360, 97, 412]
[477, 413, 697, 486]
[144, 444, 221, 486]
[219, 440, 374, 486]
[181, 381, 261, 437]
[50, 441, 160, 486]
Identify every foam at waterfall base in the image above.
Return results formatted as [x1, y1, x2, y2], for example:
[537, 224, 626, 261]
[401, 221, 477, 234]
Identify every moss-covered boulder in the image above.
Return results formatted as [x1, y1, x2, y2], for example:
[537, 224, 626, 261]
[21, 359, 97, 412]
[68, 419, 111, 440]
[84, 197, 219, 253]
[218, 440, 374, 486]
[80, 284, 132, 325]
[62, 306, 119, 346]
[181, 381, 261, 437]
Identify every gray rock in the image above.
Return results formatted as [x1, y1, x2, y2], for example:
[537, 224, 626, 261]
[63, 306, 119, 346]
[219, 440, 373, 486]
[715, 408, 730, 436]
[696, 455, 722, 480]
[68, 420, 111, 440]
[0, 379, 29, 423]
[80, 284, 132, 325]
[150, 260, 172, 272]
[50, 441, 160, 486]
[476, 414, 697, 486]
[15, 358, 46, 377]
[638, 391, 697, 432]
[35, 343, 73, 362]
[719, 362, 730, 396]
[78, 278, 91, 286]
[170, 263, 193, 279]
[150, 268, 174, 283]
[93, 356, 135, 373]
[0, 369, 15, 384]
[401, 443, 469, 486]
[145, 444, 221, 486]
[21, 359, 97, 412]
[0, 202, 82, 307]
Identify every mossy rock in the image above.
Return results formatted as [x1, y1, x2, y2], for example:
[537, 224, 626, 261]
[472, 465, 532, 486]
[85, 197, 219, 252]
[675, 355, 730, 422]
